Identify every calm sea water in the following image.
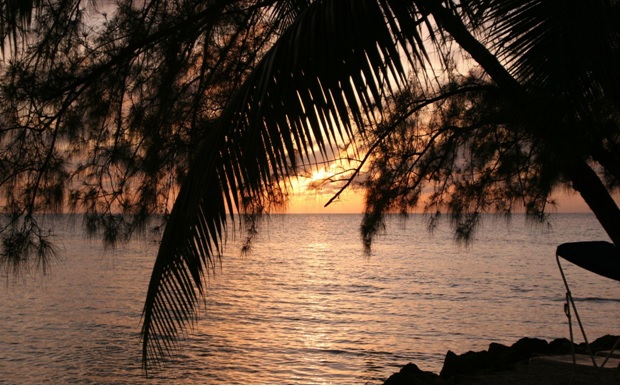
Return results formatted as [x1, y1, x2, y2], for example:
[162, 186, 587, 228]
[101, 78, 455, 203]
[1, 213, 619, 384]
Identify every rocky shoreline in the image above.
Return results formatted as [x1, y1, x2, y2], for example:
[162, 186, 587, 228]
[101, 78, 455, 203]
[384, 335, 620, 384]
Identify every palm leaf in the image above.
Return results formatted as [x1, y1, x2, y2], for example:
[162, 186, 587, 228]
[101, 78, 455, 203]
[463, 0, 620, 107]
[140, 0, 436, 367]
[456, 0, 620, 181]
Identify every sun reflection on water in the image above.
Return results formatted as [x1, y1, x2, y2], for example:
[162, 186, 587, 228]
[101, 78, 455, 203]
[1, 214, 620, 384]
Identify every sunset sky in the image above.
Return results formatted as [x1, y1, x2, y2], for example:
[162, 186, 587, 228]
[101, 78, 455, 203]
[284, 168, 593, 214]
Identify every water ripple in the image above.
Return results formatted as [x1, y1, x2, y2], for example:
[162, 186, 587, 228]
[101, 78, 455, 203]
[2, 214, 619, 384]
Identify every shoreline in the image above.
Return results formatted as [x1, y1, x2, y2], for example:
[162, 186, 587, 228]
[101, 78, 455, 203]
[384, 335, 620, 384]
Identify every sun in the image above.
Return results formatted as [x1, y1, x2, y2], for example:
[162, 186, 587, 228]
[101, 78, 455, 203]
[283, 163, 364, 214]
[309, 169, 329, 183]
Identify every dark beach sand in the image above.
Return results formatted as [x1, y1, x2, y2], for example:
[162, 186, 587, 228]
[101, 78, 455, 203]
[446, 361, 619, 384]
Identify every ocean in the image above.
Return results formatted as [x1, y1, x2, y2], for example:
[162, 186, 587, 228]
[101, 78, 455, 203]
[1, 213, 619, 384]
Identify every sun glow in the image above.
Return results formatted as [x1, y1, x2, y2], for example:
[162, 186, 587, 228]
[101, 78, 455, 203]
[284, 164, 365, 214]
[308, 169, 330, 183]
[281, 163, 592, 214]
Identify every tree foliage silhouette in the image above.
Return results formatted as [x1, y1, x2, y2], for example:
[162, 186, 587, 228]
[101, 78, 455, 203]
[1, 0, 619, 368]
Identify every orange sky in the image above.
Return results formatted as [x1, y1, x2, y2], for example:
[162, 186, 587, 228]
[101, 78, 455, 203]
[286, 185, 364, 214]
[284, 180, 593, 214]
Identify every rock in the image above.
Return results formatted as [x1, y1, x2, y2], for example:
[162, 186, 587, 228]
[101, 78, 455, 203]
[488, 342, 511, 353]
[548, 338, 573, 354]
[384, 335, 620, 384]
[439, 344, 519, 379]
[439, 350, 460, 378]
[588, 334, 620, 354]
[384, 362, 442, 385]
[510, 337, 549, 361]
[440, 349, 499, 378]
[487, 342, 518, 369]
